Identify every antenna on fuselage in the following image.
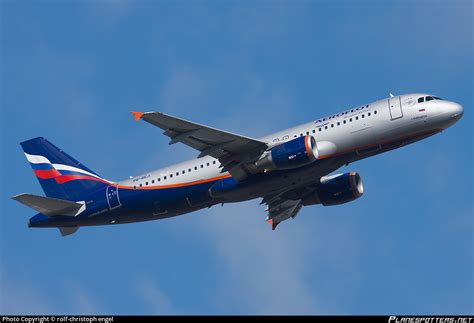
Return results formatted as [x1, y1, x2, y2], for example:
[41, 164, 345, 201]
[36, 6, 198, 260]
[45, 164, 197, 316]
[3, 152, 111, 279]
[389, 93, 395, 98]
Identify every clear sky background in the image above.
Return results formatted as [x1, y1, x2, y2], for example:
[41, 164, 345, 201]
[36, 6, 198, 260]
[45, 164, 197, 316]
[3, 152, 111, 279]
[1, 0, 472, 315]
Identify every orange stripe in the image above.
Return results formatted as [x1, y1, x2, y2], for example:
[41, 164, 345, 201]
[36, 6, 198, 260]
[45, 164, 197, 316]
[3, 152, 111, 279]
[116, 129, 441, 191]
[304, 135, 312, 160]
[118, 174, 232, 190]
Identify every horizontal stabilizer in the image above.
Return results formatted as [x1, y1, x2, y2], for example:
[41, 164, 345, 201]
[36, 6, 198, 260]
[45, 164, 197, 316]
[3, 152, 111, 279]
[12, 193, 85, 217]
[58, 226, 79, 236]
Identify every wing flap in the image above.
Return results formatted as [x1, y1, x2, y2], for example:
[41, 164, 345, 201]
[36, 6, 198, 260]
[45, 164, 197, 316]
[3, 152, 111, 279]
[263, 197, 304, 230]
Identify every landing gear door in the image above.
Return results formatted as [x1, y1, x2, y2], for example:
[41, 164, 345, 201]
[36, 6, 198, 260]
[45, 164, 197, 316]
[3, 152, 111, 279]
[388, 96, 403, 120]
[106, 185, 121, 210]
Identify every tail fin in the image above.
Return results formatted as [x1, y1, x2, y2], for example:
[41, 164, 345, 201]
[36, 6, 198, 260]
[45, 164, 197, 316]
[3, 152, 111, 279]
[20, 137, 111, 201]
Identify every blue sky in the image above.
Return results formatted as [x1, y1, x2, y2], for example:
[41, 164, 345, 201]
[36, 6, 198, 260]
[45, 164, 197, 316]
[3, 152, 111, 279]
[1, 0, 472, 315]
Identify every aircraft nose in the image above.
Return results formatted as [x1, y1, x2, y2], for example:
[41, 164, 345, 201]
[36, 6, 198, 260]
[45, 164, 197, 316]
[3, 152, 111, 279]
[447, 102, 464, 121]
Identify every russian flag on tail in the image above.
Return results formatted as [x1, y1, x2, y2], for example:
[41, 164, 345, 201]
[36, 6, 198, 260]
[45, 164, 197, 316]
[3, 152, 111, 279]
[21, 137, 111, 200]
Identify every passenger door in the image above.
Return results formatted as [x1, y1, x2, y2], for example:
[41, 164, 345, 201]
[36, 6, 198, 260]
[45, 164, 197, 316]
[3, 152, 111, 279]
[388, 96, 403, 120]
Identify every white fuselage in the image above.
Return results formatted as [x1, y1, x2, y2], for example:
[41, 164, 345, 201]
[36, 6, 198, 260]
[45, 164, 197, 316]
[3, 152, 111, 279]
[120, 93, 463, 194]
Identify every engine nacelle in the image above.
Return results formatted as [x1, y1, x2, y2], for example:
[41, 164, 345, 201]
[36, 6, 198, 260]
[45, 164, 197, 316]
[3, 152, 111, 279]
[255, 135, 318, 171]
[303, 172, 364, 206]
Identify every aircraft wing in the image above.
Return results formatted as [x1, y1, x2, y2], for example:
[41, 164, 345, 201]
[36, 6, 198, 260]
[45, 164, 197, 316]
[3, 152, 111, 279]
[131, 111, 268, 180]
[263, 195, 304, 231]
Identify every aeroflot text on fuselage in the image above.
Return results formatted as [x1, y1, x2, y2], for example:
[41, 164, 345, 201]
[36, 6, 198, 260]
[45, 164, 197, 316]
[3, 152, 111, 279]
[315, 104, 370, 124]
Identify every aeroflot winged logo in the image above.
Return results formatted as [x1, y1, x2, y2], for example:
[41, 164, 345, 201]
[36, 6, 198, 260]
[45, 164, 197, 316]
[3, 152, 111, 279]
[24, 153, 111, 185]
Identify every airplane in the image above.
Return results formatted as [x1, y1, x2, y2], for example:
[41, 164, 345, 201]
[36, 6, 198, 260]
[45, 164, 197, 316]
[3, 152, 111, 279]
[13, 93, 463, 236]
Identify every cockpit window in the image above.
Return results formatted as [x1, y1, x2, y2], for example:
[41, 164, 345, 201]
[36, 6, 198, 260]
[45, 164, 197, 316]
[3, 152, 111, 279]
[425, 96, 442, 102]
[418, 96, 443, 104]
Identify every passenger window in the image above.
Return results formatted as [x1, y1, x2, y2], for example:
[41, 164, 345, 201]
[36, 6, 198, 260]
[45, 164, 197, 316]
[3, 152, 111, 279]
[164, 176, 167, 180]
[194, 166, 198, 170]
[300, 133, 303, 137]
[188, 168, 191, 172]
[152, 180, 155, 184]
[201, 165, 203, 168]
[331, 124, 334, 128]
[170, 174, 173, 178]
[343, 120, 346, 124]
[133, 186, 136, 190]
[182, 170, 185, 174]
[158, 178, 161, 182]
[139, 184, 142, 187]
[176, 172, 179, 176]
[349, 118, 352, 122]
[356, 116, 359, 120]
[312, 129, 315, 133]
[145, 182, 148, 186]
[362, 114, 365, 118]
[325, 126, 328, 129]
[318, 128, 322, 132]
[337, 122, 340, 126]
[368, 112, 371, 116]
[207, 163, 210, 166]
[374, 111, 377, 114]
[213, 161, 216, 164]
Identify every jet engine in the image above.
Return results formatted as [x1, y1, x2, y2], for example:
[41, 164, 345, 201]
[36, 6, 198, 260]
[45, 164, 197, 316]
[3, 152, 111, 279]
[303, 172, 364, 206]
[255, 135, 318, 171]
